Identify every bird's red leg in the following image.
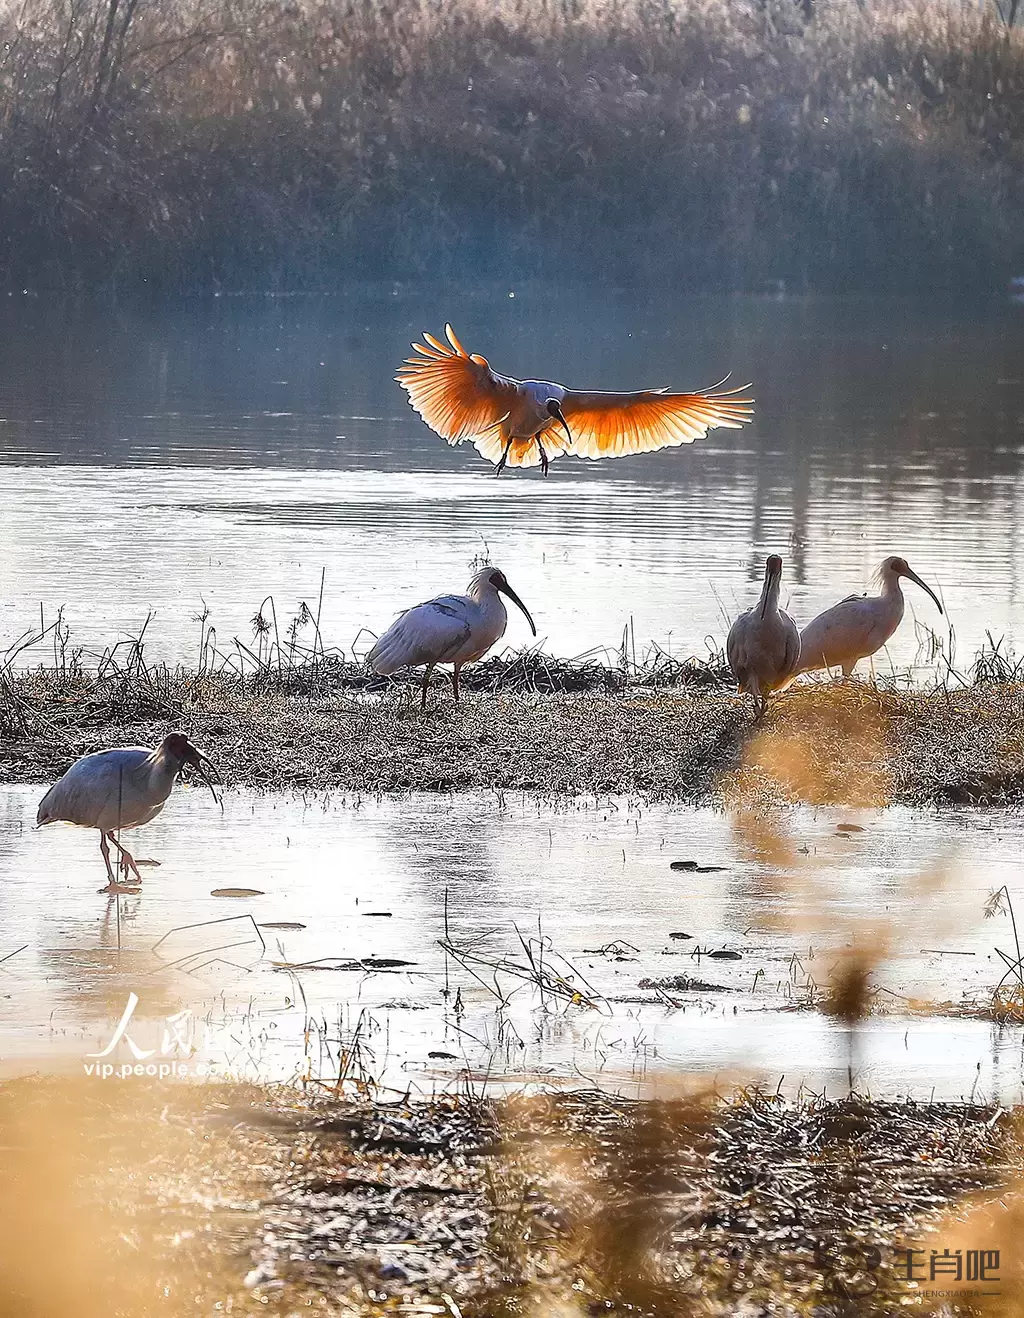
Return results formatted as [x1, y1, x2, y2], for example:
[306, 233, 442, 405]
[99, 831, 116, 884]
[106, 832, 143, 881]
[451, 664, 461, 704]
[98, 831, 141, 894]
[494, 436, 515, 476]
[534, 435, 550, 477]
[421, 663, 435, 710]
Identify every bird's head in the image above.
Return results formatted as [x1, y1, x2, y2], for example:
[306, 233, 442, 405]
[484, 568, 537, 636]
[545, 397, 572, 447]
[760, 554, 784, 618]
[160, 733, 221, 798]
[881, 556, 943, 614]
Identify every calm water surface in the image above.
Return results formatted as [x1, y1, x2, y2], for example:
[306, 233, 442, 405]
[0, 289, 1022, 669]
[2, 788, 1023, 1101]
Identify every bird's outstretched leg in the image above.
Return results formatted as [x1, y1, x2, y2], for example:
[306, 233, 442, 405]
[451, 664, 461, 704]
[98, 831, 141, 895]
[534, 434, 550, 477]
[107, 832, 143, 881]
[420, 663, 435, 710]
[494, 436, 515, 476]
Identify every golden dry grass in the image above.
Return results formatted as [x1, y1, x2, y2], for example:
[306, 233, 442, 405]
[5, 665, 1024, 804]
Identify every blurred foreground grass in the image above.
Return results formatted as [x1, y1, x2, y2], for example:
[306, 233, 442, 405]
[1, 1078, 1022, 1316]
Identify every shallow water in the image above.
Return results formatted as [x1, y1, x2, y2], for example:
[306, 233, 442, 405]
[0, 290, 1022, 673]
[2, 785, 1023, 1101]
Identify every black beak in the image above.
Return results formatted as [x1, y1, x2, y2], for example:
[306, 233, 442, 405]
[497, 579, 537, 636]
[901, 566, 944, 616]
[547, 399, 573, 448]
[184, 746, 221, 802]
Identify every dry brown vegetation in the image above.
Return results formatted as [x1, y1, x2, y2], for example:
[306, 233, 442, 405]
[0, 0, 1021, 292]
[1, 1078, 1021, 1316]
[5, 653, 1024, 803]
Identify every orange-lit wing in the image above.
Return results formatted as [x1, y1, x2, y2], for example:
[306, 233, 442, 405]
[560, 384, 754, 460]
[395, 323, 519, 446]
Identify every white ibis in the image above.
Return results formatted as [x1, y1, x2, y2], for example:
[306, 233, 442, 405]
[36, 733, 219, 892]
[727, 554, 800, 716]
[396, 324, 754, 474]
[794, 556, 943, 678]
[368, 567, 536, 708]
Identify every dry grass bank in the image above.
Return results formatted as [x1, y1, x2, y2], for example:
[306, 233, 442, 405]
[0, 0, 1021, 292]
[4, 658, 1024, 803]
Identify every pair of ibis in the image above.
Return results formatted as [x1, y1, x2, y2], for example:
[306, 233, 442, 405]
[727, 554, 943, 714]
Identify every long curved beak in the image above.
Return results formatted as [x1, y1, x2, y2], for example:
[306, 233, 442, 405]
[902, 567, 943, 615]
[185, 748, 221, 801]
[497, 580, 537, 636]
[548, 401, 573, 448]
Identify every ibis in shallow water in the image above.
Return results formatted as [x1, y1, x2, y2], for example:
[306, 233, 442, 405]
[368, 567, 536, 708]
[36, 733, 219, 892]
[396, 324, 754, 474]
[794, 555, 943, 678]
[727, 554, 801, 716]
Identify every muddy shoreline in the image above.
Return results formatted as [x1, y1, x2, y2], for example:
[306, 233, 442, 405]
[3, 673, 1024, 805]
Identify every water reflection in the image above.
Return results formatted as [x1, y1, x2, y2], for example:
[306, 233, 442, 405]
[0, 291, 1022, 667]
[1, 786, 1023, 1100]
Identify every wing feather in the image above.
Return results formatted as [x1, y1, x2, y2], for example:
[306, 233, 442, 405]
[396, 324, 519, 446]
[561, 384, 753, 460]
[368, 599, 473, 674]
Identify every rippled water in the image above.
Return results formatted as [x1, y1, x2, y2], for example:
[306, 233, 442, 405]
[0, 289, 1022, 670]
[2, 787, 1023, 1101]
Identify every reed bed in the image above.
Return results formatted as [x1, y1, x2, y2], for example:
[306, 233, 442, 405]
[0, 0, 1021, 293]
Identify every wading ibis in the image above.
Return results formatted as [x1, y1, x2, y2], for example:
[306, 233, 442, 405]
[36, 733, 219, 892]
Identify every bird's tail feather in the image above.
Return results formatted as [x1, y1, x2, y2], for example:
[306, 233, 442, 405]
[367, 637, 406, 676]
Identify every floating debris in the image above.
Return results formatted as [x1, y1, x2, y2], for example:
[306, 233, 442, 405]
[211, 887, 265, 898]
[582, 940, 639, 960]
[258, 921, 306, 931]
[638, 974, 735, 992]
[271, 955, 416, 972]
[836, 823, 865, 833]
[361, 911, 393, 917]
[709, 949, 743, 960]
[669, 932, 693, 940]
